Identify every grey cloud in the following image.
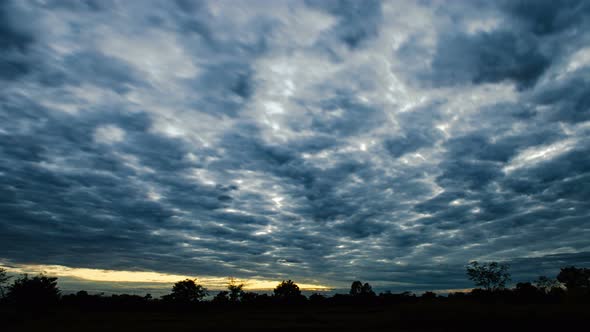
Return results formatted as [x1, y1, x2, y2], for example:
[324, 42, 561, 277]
[0, 1, 35, 79]
[1, 0, 589, 292]
[306, 0, 382, 49]
[502, 143, 590, 202]
[427, 31, 550, 89]
[383, 103, 445, 158]
[437, 159, 502, 190]
[384, 130, 438, 158]
[41, 0, 115, 12]
[399, 0, 590, 90]
[501, 0, 590, 36]
[309, 94, 386, 136]
[531, 68, 590, 123]
[187, 62, 255, 117]
[61, 52, 145, 93]
[445, 127, 563, 163]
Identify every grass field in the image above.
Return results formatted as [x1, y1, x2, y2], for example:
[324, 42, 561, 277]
[3, 302, 589, 331]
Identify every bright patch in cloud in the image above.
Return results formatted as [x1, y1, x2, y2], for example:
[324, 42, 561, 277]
[503, 139, 577, 173]
[93, 125, 125, 144]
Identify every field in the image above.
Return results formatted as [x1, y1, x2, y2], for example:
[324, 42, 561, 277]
[3, 302, 590, 331]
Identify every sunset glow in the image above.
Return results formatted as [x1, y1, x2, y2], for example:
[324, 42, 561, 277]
[1, 264, 331, 291]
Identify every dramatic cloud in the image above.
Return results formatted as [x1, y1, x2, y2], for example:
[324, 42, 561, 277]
[1, 0, 589, 293]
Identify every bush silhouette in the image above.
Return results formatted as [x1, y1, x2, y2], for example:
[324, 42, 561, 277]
[7, 273, 60, 308]
[535, 276, 562, 294]
[273, 280, 303, 302]
[466, 261, 511, 291]
[557, 266, 590, 294]
[2, 264, 588, 325]
[241, 291, 265, 304]
[513, 282, 541, 302]
[0, 268, 10, 299]
[309, 293, 327, 304]
[421, 291, 437, 300]
[350, 280, 375, 297]
[164, 279, 208, 303]
[212, 290, 230, 304]
[227, 277, 245, 302]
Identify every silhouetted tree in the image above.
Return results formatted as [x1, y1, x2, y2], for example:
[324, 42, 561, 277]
[167, 279, 207, 303]
[466, 261, 510, 291]
[350, 280, 375, 296]
[61, 290, 104, 309]
[350, 280, 363, 295]
[535, 275, 562, 294]
[241, 291, 263, 304]
[273, 280, 302, 300]
[514, 282, 540, 302]
[421, 291, 437, 300]
[361, 282, 374, 296]
[227, 277, 245, 302]
[557, 266, 590, 294]
[377, 290, 417, 304]
[309, 293, 327, 304]
[110, 294, 151, 308]
[7, 273, 60, 307]
[0, 268, 10, 298]
[447, 291, 467, 300]
[212, 291, 229, 304]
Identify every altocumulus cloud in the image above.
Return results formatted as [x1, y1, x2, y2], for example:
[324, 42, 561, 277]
[1, 0, 590, 293]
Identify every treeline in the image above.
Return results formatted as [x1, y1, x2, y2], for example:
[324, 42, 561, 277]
[1, 263, 589, 311]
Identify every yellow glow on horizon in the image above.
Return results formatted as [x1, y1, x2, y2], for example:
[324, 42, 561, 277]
[433, 288, 473, 294]
[0, 263, 332, 291]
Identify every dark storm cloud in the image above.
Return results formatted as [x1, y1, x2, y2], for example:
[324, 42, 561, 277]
[384, 102, 444, 157]
[400, 0, 590, 90]
[444, 126, 563, 163]
[531, 67, 590, 123]
[187, 62, 255, 117]
[1, 0, 589, 292]
[0, 95, 257, 275]
[306, 0, 382, 49]
[60, 52, 145, 93]
[40, 0, 115, 12]
[500, 0, 590, 36]
[502, 141, 590, 203]
[429, 31, 550, 89]
[0, 1, 35, 79]
[310, 94, 386, 135]
[0, 2, 33, 52]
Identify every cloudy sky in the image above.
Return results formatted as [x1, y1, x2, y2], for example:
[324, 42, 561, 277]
[1, 0, 590, 294]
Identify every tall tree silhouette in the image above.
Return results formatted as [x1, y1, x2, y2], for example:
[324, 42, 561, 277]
[212, 291, 230, 303]
[7, 273, 60, 307]
[350, 281, 375, 296]
[227, 277, 245, 302]
[535, 276, 562, 294]
[167, 279, 208, 303]
[466, 261, 510, 291]
[273, 280, 301, 299]
[557, 266, 590, 294]
[0, 268, 10, 298]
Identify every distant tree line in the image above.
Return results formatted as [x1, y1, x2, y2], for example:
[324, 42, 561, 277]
[1, 263, 590, 311]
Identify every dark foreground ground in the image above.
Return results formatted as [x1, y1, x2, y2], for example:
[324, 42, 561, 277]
[3, 303, 590, 331]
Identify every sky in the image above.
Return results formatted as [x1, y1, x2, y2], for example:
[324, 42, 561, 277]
[1, 0, 590, 295]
